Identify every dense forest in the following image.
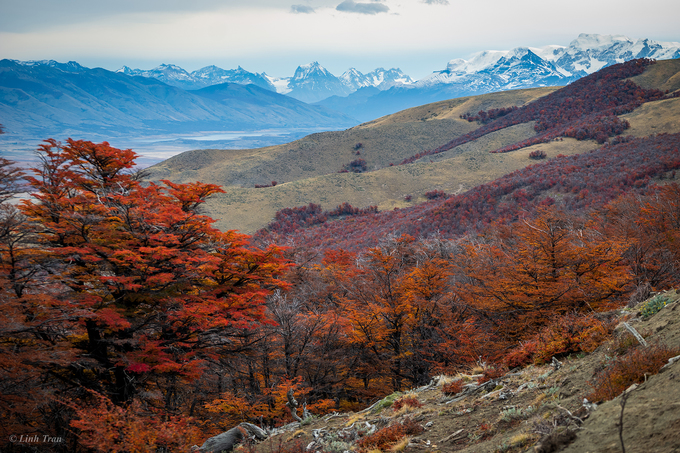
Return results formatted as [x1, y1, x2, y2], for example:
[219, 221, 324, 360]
[1, 59, 680, 452]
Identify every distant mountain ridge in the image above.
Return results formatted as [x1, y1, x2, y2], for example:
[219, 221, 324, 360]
[117, 64, 276, 92]
[0, 59, 357, 141]
[319, 34, 680, 121]
[116, 60, 414, 103]
[111, 34, 679, 112]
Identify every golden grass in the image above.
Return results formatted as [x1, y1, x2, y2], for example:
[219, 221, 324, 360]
[509, 432, 539, 448]
[389, 436, 411, 452]
[629, 59, 680, 93]
[285, 429, 306, 442]
[345, 412, 366, 427]
[622, 97, 680, 137]
[200, 137, 594, 233]
[360, 87, 558, 128]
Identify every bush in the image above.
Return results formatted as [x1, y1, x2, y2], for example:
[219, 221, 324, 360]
[504, 340, 538, 369]
[441, 380, 464, 396]
[532, 313, 612, 364]
[357, 418, 423, 452]
[529, 150, 547, 160]
[370, 392, 402, 413]
[477, 365, 508, 384]
[640, 294, 670, 319]
[392, 395, 423, 411]
[424, 190, 447, 200]
[587, 343, 680, 402]
[341, 158, 368, 173]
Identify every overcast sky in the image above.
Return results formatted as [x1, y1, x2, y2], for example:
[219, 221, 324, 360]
[1, 0, 679, 80]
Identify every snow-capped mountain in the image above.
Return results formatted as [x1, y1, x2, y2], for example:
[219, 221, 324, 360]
[418, 47, 570, 91]
[420, 34, 680, 88]
[551, 34, 680, 76]
[13, 59, 87, 73]
[267, 64, 414, 102]
[191, 65, 275, 91]
[340, 67, 414, 91]
[282, 62, 352, 104]
[117, 61, 413, 103]
[317, 33, 680, 122]
[117, 64, 275, 91]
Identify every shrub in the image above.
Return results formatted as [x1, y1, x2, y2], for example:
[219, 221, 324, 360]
[477, 365, 508, 384]
[587, 343, 680, 402]
[441, 380, 464, 396]
[370, 392, 402, 413]
[254, 181, 278, 188]
[424, 190, 447, 200]
[341, 158, 368, 173]
[640, 294, 670, 319]
[532, 313, 613, 364]
[499, 406, 535, 422]
[357, 418, 423, 452]
[529, 150, 547, 160]
[504, 340, 538, 369]
[392, 395, 423, 411]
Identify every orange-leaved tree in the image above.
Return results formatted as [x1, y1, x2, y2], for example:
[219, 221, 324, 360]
[457, 208, 628, 343]
[329, 235, 461, 391]
[3, 139, 290, 450]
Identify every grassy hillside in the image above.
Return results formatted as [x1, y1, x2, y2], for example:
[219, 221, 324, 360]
[146, 59, 680, 234]
[203, 138, 593, 233]
[146, 88, 556, 187]
[146, 87, 562, 232]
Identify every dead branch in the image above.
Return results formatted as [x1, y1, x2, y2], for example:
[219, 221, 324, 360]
[286, 388, 303, 422]
[622, 322, 648, 347]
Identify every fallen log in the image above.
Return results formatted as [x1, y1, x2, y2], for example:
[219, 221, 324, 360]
[194, 422, 267, 453]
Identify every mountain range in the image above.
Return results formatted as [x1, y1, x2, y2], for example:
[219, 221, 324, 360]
[118, 64, 277, 92]
[117, 61, 414, 104]
[0, 59, 356, 142]
[319, 34, 680, 121]
[1, 33, 679, 149]
[116, 34, 680, 117]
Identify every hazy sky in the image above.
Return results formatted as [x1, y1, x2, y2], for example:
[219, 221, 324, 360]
[1, 0, 679, 80]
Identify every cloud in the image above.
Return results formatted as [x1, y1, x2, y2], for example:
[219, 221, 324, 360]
[422, 0, 449, 4]
[290, 4, 315, 13]
[336, 0, 390, 15]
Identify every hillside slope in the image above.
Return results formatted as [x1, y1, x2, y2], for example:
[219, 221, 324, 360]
[146, 88, 556, 188]
[148, 59, 680, 234]
[232, 290, 680, 453]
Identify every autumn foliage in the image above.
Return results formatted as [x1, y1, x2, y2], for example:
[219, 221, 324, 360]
[357, 417, 423, 452]
[587, 343, 680, 402]
[2, 59, 680, 451]
[0, 140, 290, 451]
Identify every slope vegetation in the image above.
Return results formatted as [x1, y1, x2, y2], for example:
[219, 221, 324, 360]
[240, 291, 680, 453]
[149, 59, 680, 234]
